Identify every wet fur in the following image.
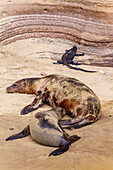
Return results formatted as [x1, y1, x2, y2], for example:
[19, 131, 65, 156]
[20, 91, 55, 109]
[6, 74, 101, 129]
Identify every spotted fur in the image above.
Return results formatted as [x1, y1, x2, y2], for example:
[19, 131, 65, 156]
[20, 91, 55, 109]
[6, 74, 101, 129]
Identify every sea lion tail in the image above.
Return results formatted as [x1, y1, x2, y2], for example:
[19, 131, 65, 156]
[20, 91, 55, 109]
[6, 125, 30, 141]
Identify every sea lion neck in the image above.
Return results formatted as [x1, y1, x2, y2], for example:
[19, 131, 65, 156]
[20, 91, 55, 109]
[25, 78, 40, 94]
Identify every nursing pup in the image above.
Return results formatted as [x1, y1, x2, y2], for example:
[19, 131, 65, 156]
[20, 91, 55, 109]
[6, 108, 80, 156]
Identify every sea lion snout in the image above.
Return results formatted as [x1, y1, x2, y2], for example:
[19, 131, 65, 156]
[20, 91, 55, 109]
[6, 86, 15, 93]
[6, 84, 21, 93]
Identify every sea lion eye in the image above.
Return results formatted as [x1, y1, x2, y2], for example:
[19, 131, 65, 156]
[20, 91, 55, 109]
[13, 84, 17, 87]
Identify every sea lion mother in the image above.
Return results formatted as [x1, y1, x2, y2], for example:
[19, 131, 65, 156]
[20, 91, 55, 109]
[6, 74, 101, 129]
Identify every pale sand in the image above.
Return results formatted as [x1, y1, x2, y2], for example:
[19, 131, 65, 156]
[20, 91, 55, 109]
[0, 38, 113, 170]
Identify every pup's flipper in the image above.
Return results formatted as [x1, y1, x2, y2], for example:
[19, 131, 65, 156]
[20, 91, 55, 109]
[6, 125, 30, 141]
[49, 144, 69, 157]
[49, 135, 80, 156]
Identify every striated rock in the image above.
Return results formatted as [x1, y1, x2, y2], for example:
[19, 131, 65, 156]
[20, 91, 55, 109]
[75, 54, 113, 67]
[0, 0, 113, 66]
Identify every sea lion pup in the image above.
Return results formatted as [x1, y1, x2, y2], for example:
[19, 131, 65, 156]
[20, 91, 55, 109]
[53, 46, 96, 73]
[6, 108, 80, 156]
[6, 74, 101, 130]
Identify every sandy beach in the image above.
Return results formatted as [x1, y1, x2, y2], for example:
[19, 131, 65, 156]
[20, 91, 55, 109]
[0, 37, 113, 170]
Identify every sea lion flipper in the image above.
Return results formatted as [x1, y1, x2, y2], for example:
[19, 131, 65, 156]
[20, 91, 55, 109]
[59, 118, 83, 126]
[68, 135, 81, 143]
[20, 91, 50, 115]
[58, 119, 72, 125]
[6, 125, 30, 141]
[20, 104, 41, 115]
[20, 96, 45, 115]
[49, 144, 69, 157]
[49, 135, 81, 156]
[63, 119, 93, 130]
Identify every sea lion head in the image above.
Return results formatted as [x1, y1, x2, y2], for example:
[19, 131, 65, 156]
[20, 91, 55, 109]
[6, 78, 38, 94]
[6, 79, 28, 93]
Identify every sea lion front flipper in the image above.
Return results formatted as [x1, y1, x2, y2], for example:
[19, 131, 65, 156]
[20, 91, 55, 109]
[20, 95, 46, 115]
[20, 91, 50, 115]
[20, 104, 41, 115]
[6, 125, 30, 141]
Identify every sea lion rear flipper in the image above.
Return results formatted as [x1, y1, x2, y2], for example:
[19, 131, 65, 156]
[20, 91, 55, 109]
[6, 125, 30, 141]
[49, 135, 80, 156]
[59, 118, 91, 130]
[63, 119, 93, 130]
[59, 118, 83, 126]
[49, 144, 69, 157]
[68, 135, 81, 143]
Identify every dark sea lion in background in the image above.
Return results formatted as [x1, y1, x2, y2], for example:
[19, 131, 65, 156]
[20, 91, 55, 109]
[53, 46, 96, 73]
[6, 108, 80, 156]
[6, 74, 101, 130]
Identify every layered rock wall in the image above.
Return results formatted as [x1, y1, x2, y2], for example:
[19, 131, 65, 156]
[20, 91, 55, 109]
[0, 0, 113, 64]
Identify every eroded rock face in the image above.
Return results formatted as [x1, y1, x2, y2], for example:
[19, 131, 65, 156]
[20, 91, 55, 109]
[0, 0, 113, 65]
